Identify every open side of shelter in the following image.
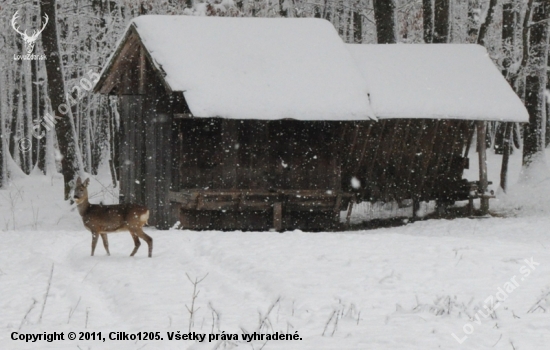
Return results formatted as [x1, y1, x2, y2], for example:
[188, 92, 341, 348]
[347, 43, 528, 219]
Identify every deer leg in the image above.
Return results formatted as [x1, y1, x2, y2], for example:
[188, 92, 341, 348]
[129, 230, 141, 257]
[91, 232, 99, 256]
[135, 227, 153, 258]
[100, 233, 110, 256]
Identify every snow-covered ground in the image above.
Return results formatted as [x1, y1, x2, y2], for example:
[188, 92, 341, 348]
[1, 150, 550, 349]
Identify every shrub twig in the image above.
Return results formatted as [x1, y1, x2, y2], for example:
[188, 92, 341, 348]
[185, 272, 208, 332]
[18, 299, 37, 331]
[38, 263, 54, 323]
[67, 296, 81, 324]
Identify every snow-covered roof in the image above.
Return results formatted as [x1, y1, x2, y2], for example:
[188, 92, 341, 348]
[98, 17, 528, 123]
[127, 16, 375, 121]
[347, 44, 529, 122]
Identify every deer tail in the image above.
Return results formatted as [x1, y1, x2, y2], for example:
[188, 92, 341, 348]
[140, 210, 150, 226]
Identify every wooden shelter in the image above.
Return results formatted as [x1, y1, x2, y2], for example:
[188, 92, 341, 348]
[94, 16, 528, 230]
[347, 44, 529, 215]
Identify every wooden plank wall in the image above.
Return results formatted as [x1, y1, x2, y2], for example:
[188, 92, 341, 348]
[116, 39, 151, 210]
[144, 102, 175, 228]
[174, 119, 343, 192]
[118, 95, 146, 205]
[142, 80, 183, 228]
[116, 43, 185, 228]
[174, 118, 470, 204]
[175, 118, 222, 189]
[236, 120, 270, 189]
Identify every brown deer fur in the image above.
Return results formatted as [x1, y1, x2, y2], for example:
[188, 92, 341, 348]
[73, 177, 153, 257]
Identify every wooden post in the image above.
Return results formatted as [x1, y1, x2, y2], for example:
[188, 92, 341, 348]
[412, 198, 420, 220]
[345, 198, 354, 229]
[273, 202, 283, 231]
[477, 121, 489, 215]
[333, 194, 342, 222]
[171, 203, 183, 228]
[468, 196, 474, 216]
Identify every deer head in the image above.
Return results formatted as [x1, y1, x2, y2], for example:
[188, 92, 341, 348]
[11, 11, 49, 54]
[73, 177, 90, 205]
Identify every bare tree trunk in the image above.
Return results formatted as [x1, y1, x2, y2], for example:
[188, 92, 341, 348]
[31, 51, 39, 172]
[523, 0, 549, 166]
[433, 0, 450, 43]
[323, 0, 332, 22]
[467, 0, 480, 42]
[0, 71, 5, 188]
[11, 57, 22, 171]
[373, 0, 396, 44]
[500, 123, 513, 191]
[423, 0, 434, 43]
[314, 5, 321, 18]
[499, 1, 519, 191]
[36, 62, 47, 174]
[337, 1, 344, 37]
[353, 11, 362, 43]
[477, 121, 489, 214]
[40, 0, 82, 199]
[279, 0, 288, 17]
[472, 0, 500, 161]
[477, 0, 498, 46]
[85, 115, 92, 174]
[23, 60, 33, 174]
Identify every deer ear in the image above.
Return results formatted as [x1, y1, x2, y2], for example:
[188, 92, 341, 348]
[76, 177, 82, 185]
[83, 178, 90, 187]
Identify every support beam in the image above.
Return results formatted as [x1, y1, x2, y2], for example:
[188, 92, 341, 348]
[345, 199, 354, 229]
[273, 202, 283, 231]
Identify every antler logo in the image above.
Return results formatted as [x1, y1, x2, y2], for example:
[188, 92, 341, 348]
[11, 11, 48, 54]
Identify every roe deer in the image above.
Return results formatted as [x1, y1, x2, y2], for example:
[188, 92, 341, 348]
[73, 177, 153, 258]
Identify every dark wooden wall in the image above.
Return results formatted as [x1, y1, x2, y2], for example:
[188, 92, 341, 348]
[173, 118, 471, 202]
[169, 119, 346, 231]
[173, 119, 343, 192]
[118, 95, 145, 206]
[115, 38, 187, 228]
[169, 118, 472, 231]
